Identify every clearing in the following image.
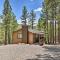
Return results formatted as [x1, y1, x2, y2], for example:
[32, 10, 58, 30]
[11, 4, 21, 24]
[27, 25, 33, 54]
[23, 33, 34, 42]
[0, 44, 60, 60]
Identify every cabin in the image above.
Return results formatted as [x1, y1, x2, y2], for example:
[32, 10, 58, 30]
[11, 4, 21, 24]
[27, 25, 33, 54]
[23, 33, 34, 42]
[12, 25, 44, 44]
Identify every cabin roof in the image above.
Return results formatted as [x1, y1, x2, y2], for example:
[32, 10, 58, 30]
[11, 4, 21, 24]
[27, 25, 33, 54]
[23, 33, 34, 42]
[28, 29, 44, 34]
[13, 27, 44, 34]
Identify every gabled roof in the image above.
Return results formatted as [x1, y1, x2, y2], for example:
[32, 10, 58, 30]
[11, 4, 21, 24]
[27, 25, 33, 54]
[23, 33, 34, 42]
[28, 29, 44, 34]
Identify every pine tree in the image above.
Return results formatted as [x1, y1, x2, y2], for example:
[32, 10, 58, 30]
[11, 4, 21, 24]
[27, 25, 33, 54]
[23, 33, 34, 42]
[44, 0, 60, 44]
[37, 13, 45, 31]
[3, 0, 18, 44]
[3, 0, 11, 44]
[21, 6, 28, 25]
[29, 10, 36, 29]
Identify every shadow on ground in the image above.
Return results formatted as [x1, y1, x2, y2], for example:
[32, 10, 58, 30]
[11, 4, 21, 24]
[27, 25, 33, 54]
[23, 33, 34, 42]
[44, 46, 60, 52]
[26, 54, 59, 60]
[26, 45, 60, 60]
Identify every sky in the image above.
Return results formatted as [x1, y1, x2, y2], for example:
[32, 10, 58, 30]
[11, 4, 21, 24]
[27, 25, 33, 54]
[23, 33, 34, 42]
[0, 0, 44, 24]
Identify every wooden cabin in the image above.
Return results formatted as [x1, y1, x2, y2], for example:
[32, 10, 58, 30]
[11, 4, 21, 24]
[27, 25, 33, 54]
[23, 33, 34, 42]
[12, 25, 44, 44]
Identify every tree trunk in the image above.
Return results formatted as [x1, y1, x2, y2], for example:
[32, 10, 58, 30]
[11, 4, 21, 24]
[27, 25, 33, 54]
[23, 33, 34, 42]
[50, 21, 54, 44]
[58, 21, 60, 44]
[32, 21, 33, 29]
[52, 21, 54, 44]
[54, 20, 56, 44]
[51, 7, 55, 44]
[8, 29, 11, 44]
[45, 9, 49, 44]
[5, 27, 8, 45]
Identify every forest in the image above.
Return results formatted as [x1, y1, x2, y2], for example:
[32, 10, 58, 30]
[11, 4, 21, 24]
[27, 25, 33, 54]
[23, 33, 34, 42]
[0, 0, 60, 44]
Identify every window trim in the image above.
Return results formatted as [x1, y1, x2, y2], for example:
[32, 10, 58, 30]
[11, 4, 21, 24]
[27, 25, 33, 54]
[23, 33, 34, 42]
[17, 33, 22, 39]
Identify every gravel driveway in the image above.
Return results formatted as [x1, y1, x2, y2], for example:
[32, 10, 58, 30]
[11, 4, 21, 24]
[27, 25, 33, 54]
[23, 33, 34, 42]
[0, 44, 60, 60]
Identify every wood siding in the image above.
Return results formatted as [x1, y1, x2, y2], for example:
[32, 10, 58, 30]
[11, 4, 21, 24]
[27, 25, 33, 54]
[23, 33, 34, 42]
[12, 30, 22, 44]
[28, 32, 33, 44]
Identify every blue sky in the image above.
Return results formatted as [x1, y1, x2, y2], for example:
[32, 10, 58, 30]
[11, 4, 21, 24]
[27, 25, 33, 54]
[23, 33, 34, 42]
[0, 0, 44, 23]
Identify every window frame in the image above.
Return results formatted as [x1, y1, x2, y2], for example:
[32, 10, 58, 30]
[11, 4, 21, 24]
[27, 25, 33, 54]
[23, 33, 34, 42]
[17, 33, 22, 39]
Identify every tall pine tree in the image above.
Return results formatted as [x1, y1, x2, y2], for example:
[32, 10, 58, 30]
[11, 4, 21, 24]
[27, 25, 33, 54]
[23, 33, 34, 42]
[21, 6, 28, 25]
[29, 10, 36, 29]
[3, 0, 18, 44]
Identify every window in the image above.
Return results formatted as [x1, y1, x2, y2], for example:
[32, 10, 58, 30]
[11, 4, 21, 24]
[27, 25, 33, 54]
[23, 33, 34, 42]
[18, 33, 22, 39]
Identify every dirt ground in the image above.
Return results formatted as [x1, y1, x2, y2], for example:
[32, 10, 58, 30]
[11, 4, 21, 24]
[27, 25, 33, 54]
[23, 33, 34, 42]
[0, 44, 60, 60]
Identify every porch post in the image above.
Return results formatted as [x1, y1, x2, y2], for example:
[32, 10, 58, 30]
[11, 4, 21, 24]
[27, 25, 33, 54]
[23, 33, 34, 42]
[39, 34, 44, 46]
